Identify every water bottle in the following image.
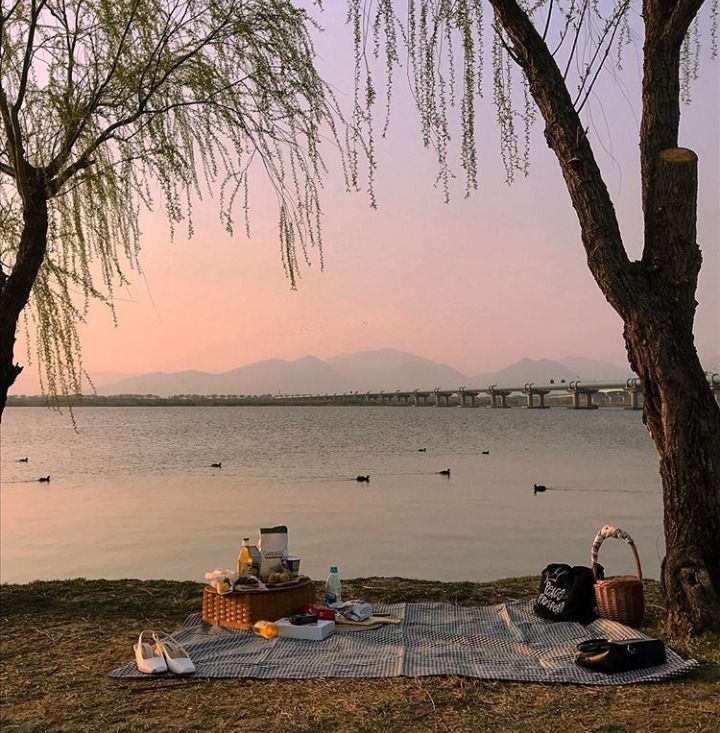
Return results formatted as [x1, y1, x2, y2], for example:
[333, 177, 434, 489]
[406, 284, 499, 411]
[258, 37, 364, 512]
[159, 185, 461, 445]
[325, 565, 342, 607]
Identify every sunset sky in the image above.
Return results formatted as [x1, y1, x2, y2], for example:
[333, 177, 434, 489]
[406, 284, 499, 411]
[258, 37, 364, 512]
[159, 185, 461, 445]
[12, 4, 720, 394]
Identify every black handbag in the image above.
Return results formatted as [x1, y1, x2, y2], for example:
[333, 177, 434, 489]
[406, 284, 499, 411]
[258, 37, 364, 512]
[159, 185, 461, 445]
[534, 563, 598, 622]
[574, 638, 667, 674]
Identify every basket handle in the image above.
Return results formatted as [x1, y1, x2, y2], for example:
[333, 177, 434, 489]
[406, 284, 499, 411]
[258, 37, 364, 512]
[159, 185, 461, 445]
[590, 525, 643, 582]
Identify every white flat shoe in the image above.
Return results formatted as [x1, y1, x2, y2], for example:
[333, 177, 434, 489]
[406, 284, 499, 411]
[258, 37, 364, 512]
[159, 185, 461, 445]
[154, 633, 195, 675]
[134, 630, 167, 674]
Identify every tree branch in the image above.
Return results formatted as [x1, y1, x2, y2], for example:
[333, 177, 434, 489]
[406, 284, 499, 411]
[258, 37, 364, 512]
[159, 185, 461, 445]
[666, 0, 706, 44]
[15, 0, 47, 112]
[640, 0, 704, 257]
[48, 0, 141, 177]
[0, 85, 28, 198]
[48, 156, 94, 195]
[49, 4, 238, 194]
[489, 0, 635, 318]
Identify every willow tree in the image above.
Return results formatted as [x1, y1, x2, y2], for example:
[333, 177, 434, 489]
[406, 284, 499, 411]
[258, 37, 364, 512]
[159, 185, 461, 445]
[0, 0, 341, 408]
[348, 0, 719, 636]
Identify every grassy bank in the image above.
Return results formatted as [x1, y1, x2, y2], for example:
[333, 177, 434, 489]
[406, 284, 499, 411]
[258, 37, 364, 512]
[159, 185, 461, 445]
[1, 577, 718, 733]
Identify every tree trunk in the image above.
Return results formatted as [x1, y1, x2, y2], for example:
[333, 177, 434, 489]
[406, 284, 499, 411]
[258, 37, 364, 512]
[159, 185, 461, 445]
[625, 148, 720, 635]
[0, 179, 49, 418]
[624, 315, 720, 634]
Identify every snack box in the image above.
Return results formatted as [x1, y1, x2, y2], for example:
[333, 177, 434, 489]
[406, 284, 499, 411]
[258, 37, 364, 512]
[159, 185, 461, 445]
[275, 617, 335, 640]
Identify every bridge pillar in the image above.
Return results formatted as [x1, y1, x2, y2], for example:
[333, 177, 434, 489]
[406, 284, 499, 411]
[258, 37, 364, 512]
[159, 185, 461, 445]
[433, 389, 452, 407]
[624, 388, 642, 410]
[569, 389, 599, 409]
[458, 389, 477, 407]
[488, 389, 511, 407]
[524, 388, 550, 409]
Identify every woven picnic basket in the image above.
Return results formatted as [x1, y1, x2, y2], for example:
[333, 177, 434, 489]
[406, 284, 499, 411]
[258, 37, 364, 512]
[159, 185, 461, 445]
[202, 577, 315, 630]
[591, 525, 644, 627]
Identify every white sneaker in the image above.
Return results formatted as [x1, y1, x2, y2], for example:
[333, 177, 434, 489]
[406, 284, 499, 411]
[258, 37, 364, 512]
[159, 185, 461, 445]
[154, 633, 195, 675]
[134, 630, 167, 674]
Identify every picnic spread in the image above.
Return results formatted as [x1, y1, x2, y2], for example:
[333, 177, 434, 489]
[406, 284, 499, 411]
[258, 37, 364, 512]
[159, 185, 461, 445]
[112, 524, 699, 685]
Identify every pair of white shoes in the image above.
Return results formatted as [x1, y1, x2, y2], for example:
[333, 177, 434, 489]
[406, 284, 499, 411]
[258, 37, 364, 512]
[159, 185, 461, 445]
[134, 630, 195, 675]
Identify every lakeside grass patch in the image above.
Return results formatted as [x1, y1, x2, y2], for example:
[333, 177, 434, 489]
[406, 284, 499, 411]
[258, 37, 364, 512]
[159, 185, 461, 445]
[1, 577, 718, 733]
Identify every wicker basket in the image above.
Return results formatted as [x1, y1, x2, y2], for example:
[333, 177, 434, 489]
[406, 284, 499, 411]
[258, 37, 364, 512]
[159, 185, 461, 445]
[202, 577, 315, 630]
[591, 525, 644, 627]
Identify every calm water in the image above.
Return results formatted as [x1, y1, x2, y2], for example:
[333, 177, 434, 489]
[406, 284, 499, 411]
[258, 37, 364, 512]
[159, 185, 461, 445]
[1, 406, 664, 585]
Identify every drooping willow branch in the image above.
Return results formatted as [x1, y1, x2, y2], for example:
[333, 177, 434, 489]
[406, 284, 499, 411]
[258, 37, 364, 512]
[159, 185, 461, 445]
[1, 0, 349, 402]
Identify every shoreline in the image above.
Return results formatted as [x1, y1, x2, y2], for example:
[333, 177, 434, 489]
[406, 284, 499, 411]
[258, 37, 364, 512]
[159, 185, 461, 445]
[6, 395, 632, 408]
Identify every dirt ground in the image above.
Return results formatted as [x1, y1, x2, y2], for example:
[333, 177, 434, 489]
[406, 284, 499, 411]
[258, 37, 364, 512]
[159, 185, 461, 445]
[1, 577, 718, 733]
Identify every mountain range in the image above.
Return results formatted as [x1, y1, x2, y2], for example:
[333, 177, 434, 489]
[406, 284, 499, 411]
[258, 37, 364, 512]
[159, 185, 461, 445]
[96, 350, 633, 397]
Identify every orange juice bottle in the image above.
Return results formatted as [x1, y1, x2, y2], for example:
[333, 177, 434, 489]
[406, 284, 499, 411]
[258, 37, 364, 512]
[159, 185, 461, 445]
[237, 537, 254, 578]
[253, 620, 278, 639]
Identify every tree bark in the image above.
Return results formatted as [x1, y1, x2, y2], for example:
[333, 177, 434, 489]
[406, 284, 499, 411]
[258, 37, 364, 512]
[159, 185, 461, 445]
[0, 174, 49, 417]
[626, 149, 720, 635]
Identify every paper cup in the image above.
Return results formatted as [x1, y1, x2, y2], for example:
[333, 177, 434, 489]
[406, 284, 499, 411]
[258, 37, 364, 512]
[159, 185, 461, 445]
[287, 557, 301, 577]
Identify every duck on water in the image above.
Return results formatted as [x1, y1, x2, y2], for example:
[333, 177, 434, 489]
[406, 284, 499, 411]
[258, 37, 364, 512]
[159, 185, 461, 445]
[355, 475, 370, 482]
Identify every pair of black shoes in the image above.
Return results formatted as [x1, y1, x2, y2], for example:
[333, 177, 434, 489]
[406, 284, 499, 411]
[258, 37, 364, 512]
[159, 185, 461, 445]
[574, 638, 666, 674]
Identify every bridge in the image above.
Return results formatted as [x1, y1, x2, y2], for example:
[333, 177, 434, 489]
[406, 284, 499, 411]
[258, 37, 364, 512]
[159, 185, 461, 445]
[273, 373, 720, 410]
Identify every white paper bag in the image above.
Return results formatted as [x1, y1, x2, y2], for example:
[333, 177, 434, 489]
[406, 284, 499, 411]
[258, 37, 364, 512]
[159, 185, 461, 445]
[258, 525, 288, 578]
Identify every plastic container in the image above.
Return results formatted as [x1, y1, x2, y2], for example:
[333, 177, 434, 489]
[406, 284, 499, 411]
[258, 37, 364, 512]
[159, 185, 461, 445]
[237, 537, 254, 578]
[252, 620, 279, 639]
[325, 565, 342, 608]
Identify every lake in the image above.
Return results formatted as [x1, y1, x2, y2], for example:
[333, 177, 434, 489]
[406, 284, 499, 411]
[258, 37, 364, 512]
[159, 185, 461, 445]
[0, 406, 664, 585]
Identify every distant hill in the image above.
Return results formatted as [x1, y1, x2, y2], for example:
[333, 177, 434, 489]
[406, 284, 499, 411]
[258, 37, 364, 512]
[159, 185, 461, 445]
[99, 356, 350, 397]
[10, 369, 134, 397]
[87, 350, 635, 397]
[468, 358, 579, 386]
[328, 349, 467, 390]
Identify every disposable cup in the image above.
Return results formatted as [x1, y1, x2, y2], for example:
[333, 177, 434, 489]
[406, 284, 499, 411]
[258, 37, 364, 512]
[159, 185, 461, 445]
[287, 557, 301, 577]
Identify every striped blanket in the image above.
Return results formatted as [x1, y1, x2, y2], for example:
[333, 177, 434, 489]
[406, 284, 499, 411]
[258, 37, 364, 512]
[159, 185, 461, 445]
[109, 598, 697, 685]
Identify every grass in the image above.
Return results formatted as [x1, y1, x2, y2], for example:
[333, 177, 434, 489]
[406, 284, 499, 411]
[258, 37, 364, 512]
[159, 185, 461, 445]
[1, 577, 718, 733]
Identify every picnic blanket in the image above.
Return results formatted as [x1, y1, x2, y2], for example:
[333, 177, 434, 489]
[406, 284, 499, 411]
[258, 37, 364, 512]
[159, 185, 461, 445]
[109, 599, 698, 685]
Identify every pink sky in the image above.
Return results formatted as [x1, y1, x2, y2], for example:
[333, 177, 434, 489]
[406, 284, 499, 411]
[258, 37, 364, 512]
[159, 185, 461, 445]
[12, 6, 720, 393]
